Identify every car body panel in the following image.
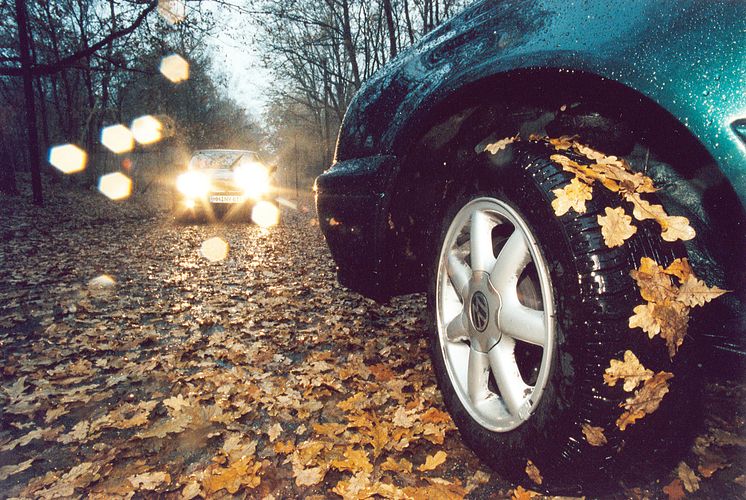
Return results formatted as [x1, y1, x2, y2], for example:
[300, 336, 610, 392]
[331, 0, 746, 205]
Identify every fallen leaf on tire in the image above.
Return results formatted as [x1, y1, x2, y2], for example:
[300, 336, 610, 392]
[677, 462, 700, 493]
[598, 206, 637, 247]
[549, 135, 577, 150]
[624, 192, 695, 242]
[631, 257, 677, 303]
[604, 350, 653, 391]
[653, 300, 690, 357]
[676, 275, 727, 307]
[581, 423, 608, 446]
[617, 371, 673, 431]
[418, 450, 447, 472]
[512, 485, 539, 500]
[663, 478, 686, 500]
[629, 303, 661, 338]
[484, 135, 519, 154]
[551, 177, 593, 216]
[525, 459, 543, 485]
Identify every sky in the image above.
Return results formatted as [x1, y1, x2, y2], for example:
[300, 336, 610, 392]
[203, 4, 272, 119]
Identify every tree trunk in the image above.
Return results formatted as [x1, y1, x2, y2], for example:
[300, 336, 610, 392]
[381, 0, 398, 59]
[15, 0, 43, 205]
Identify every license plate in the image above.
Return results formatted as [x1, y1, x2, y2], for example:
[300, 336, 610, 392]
[209, 195, 243, 203]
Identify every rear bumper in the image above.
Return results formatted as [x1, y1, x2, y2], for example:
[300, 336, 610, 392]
[315, 155, 399, 300]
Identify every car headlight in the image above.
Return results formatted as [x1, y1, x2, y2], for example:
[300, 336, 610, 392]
[234, 161, 270, 199]
[176, 171, 210, 198]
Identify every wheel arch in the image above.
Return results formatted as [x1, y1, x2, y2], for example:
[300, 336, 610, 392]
[383, 68, 745, 309]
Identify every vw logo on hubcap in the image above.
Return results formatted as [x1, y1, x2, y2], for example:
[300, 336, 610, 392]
[470, 291, 489, 332]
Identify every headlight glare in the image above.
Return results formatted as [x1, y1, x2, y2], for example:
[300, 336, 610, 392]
[176, 171, 210, 198]
[234, 161, 270, 199]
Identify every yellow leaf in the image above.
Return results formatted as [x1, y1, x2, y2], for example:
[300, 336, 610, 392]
[629, 303, 661, 338]
[273, 440, 295, 454]
[313, 422, 347, 438]
[661, 215, 696, 242]
[625, 192, 667, 222]
[598, 206, 637, 248]
[617, 371, 673, 431]
[676, 275, 728, 308]
[655, 300, 690, 357]
[331, 447, 373, 474]
[484, 135, 519, 154]
[418, 450, 447, 472]
[551, 177, 593, 216]
[665, 258, 693, 283]
[581, 423, 607, 446]
[511, 485, 539, 500]
[203, 457, 261, 494]
[380, 456, 413, 474]
[549, 135, 577, 150]
[524, 459, 542, 485]
[603, 350, 653, 392]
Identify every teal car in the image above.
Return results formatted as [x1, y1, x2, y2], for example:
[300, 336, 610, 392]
[316, 0, 745, 494]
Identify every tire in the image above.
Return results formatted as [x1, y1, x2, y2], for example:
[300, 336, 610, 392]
[427, 142, 699, 495]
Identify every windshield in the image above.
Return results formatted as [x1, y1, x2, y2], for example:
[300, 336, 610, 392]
[188, 151, 260, 170]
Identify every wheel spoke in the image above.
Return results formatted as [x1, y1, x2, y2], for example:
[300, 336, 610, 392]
[499, 303, 546, 346]
[468, 347, 492, 405]
[487, 340, 530, 418]
[447, 252, 471, 301]
[490, 228, 530, 293]
[446, 312, 469, 342]
[469, 210, 496, 272]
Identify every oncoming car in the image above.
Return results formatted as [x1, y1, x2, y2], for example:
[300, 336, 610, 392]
[174, 149, 279, 223]
[316, 0, 745, 494]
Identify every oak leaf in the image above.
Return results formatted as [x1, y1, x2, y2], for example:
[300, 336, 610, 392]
[676, 275, 727, 308]
[418, 450, 447, 472]
[380, 456, 413, 473]
[549, 135, 577, 150]
[268, 422, 283, 442]
[631, 257, 677, 303]
[655, 300, 690, 357]
[677, 461, 700, 493]
[551, 177, 593, 216]
[0, 458, 35, 481]
[598, 206, 637, 248]
[581, 423, 608, 446]
[128, 471, 171, 491]
[524, 460, 543, 485]
[293, 466, 326, 487]
[273, 440, 295, 454]
[629, 303, 661, 338]
[203, 457, 261, 494]
[331, 447, 373, 474]
[484, 135, 519, 154]
[616, 371, 673, 430]
[511, 485, 539, 500]
[665, 258, 694, 282]
[604, 350, 653, 392]
[662, 478, 686, 500]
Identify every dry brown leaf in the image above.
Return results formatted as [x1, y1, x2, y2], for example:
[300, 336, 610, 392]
[655, 300, 690, 357]
[267, 422, 283, 442]
[661, 216, 697, 242]
[331, 447, 373, 474]
[549, 135, 577, 150]
[677, 275, 728, 308]
[663, 478, 686, 500]
[0, 458, 35, 481]
[525, 459, 543, 485]
[581, 423, 608, 446]
[273, 440, 295, 454]
[617, 371, 673, 431]
[313, 422, 347, 438]
[604, 350, 653, 392]
[665, 258, 694, 283]
[380, 456, 413, 474]
[484, 135, 519, 154]
[677, 462, 700, 493]
[511, 485, 539, 500]
[418, 450, 447, 472]
[293, 466, 326, 487]
[551, 177, 593, 216]
[598, 206, 637, 248]
[420, 407, 452, 424]
[203, 457, 261, 494]
[631, 257, 677, 303]
[128, 471, 171, 491]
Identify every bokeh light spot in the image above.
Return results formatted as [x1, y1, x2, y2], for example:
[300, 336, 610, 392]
[252, 201, 280, 228]
[160, 54, 189, 83]
[98, 172, 132, 200]
[88, 274, 116, 288]
[131, 115, 163, 145]
[200, 237, 229, 262]
[101, 124, 134, 154]
[157, 0, 185, 24]
[49, 144, 87, 174]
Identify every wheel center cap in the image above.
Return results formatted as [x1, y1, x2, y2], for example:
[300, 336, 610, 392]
[470, 291, 489, 332]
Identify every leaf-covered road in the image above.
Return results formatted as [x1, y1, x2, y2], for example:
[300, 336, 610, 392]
[0, 191, 744, 498]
